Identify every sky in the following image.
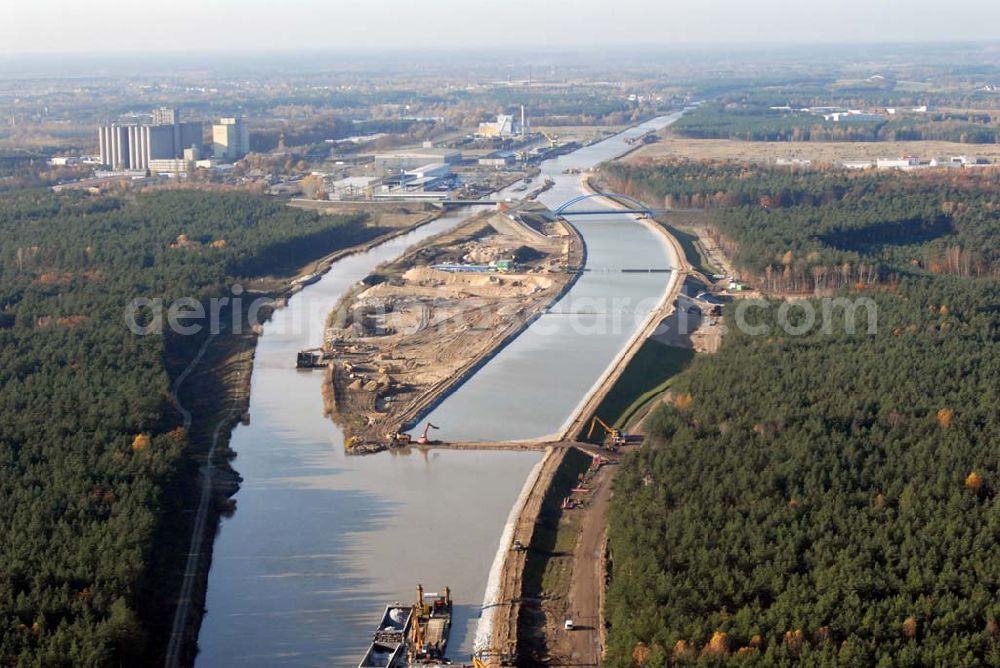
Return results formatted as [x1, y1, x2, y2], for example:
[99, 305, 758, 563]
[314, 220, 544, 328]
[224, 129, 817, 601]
[2, 0, 999, 53]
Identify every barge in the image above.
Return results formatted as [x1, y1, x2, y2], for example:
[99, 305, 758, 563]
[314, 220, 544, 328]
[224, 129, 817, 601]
[359, 585, 453, 668]
[358, 605, 412, 668]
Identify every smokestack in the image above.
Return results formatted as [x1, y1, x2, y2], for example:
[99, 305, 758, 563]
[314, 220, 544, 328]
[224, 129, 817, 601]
[520, 105, 526, 137]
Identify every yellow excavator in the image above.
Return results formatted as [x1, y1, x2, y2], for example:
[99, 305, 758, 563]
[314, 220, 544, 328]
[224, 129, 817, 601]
[539, 129, 559, 147]
[410, 584, 452, 663]
[386, 431, 412, 447]
[586, 416, 626, 451]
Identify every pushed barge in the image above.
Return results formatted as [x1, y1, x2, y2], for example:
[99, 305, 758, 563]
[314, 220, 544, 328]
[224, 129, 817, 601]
[359, 585, 453, 668]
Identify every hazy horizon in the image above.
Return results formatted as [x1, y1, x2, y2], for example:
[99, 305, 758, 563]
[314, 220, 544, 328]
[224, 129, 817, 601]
[3, 0, 1000, 55]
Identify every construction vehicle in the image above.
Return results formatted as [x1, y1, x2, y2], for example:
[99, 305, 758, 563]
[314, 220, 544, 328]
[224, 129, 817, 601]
[408, 584, 452, 664]
[539, 129, 559, 147]
[415, 422, 439, 445]
[591, 454, 614, 469]
[586, 415, 626, 451]
[386, 431, 412, 447]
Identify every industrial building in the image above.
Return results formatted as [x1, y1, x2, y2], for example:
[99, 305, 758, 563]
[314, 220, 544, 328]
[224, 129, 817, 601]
[404, 163, 450, 180]
[148, 148, 202, 175]
[98, 107, 202, 170]
[823, 111, 885, 122]
[477, 106, 528, 138]
[373, 148, 461, 170]
[479, 151, 517, 168]
[330, 176, 382, 201]
[399, 163, 452, 191]
[212, 117, 250, 160]
[152, 107, 179, 126]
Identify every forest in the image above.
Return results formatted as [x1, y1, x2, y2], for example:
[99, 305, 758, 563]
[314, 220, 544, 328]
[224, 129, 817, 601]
[602, 161, 1000, 290]
[603, 159, 1000, 664]
[673, 101, 999, 144]
[606, 277, 1000, 666]
[0, 189, 378, 664]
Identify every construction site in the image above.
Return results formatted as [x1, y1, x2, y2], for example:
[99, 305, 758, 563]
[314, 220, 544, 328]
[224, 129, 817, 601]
[300, 200, 585, 454]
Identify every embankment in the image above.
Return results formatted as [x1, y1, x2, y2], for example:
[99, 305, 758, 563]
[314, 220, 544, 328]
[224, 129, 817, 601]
[475, 445, 600, 664]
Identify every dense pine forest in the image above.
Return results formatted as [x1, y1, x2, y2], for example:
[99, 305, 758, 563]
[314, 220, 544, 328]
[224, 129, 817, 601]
[602, 161, 1000, 289]
[604, 164, 1000, 665]
[607, 279, 1000, 666]
[0, 189, 377, 664]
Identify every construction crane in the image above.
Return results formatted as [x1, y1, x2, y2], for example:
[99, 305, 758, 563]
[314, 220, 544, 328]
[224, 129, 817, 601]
[586, 416, 625, 451]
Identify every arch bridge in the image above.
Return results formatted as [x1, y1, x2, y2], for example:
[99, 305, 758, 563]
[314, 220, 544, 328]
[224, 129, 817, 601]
[554, 192, 656, 218]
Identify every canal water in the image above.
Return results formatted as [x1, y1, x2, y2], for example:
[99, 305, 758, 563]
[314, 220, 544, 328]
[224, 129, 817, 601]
[422, 116, 681, 441]
[196, 113, 682, 666]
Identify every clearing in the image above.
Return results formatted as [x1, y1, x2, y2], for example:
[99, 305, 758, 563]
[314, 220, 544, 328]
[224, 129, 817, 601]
[627, 134, 1000, 165]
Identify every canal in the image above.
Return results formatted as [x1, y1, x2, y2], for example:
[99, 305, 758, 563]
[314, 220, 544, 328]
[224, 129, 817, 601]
[196, 112, 682, 666]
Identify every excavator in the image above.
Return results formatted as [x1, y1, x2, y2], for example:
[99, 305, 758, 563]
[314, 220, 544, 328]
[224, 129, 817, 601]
[409, 584, 452, 663]
[386, 422, 441, 447]
[586, 416, 626, 451]
[539, 129, 559, 147]
[416, 422, 439, 445]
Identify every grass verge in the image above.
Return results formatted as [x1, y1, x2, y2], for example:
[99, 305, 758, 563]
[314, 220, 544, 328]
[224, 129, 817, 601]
[588, 340, 694, 435]
[656, 219, 722, 277]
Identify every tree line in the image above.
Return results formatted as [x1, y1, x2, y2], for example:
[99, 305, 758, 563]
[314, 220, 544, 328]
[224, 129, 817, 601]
[672, 102, 999, 144]
[602, 161, 1000, 290]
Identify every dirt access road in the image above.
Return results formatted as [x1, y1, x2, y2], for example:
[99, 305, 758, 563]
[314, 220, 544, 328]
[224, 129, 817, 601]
[566, 463, 614, 665]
